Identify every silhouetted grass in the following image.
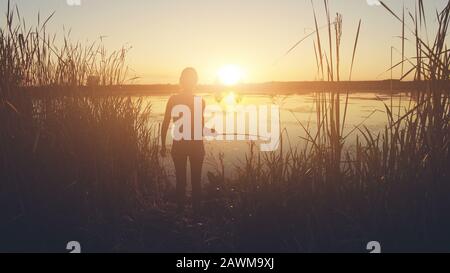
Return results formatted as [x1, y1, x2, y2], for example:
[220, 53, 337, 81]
[0, 0, 449, 253]
[201, 0, 450, 252]
[0, 1, 169, 252]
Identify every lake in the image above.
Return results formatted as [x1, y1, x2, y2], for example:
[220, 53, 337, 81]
[141, 91, 415, 180]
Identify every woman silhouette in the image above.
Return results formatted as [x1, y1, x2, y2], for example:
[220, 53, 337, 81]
[161, 68, 205, 213]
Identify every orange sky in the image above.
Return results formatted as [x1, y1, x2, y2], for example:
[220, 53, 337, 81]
[5, 0, 450, 84]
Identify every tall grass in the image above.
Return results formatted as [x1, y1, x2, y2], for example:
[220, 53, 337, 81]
[0, 0, 449, 252]
[0, 1, 168, 251]
[200, 0, 450, 252]
[0, 1, 130, 91]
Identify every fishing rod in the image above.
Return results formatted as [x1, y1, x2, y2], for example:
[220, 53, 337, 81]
[206, 132, 272, 141]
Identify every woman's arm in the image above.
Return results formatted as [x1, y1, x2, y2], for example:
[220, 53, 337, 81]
[202, 98, 205, 131]
[160, 96, 173, 156]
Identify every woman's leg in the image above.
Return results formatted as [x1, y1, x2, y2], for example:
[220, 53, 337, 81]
[172, 153, 188, 212]
[190, 152, 205, 213]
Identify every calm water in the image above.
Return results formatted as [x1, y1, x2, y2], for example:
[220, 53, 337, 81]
[141, 91, 414, 180]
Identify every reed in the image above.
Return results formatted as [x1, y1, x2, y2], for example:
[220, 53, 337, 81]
[0, 1, 167, 251]
[0, 2, 130, 92]
[0, 0, 449, 252]
[200, 0, 450, 252]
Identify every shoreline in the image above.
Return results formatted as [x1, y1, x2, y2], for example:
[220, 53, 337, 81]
[20, 80, 449, 96]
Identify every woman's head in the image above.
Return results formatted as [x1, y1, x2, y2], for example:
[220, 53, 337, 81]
[179, 67, 198, 92]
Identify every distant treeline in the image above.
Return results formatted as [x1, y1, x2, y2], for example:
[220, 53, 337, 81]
[22, 80, 450, 96]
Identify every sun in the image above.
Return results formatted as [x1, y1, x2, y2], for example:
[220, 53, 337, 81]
[218, 65, 244, 86]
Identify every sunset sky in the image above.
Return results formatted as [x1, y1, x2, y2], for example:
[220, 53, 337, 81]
[3, 0, 449, 84]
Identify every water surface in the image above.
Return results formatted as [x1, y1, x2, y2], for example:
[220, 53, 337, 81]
[142, 91, 414, 180]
